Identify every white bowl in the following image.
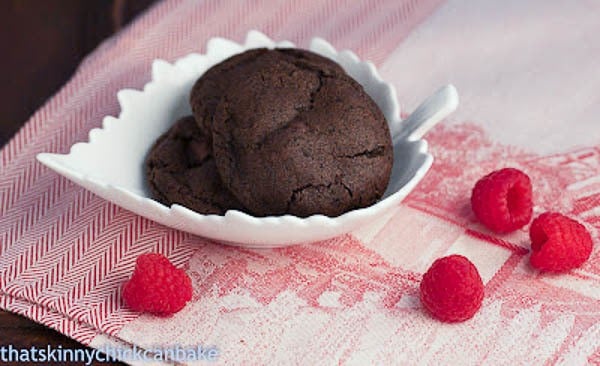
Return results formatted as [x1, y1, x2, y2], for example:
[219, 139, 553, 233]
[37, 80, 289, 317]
[37, 30, 458, 248]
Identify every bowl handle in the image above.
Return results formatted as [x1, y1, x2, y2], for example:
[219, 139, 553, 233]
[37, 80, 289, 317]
[393, 84, 459, 142]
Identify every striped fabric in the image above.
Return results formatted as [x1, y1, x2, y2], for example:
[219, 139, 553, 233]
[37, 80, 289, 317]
[2, 0, 600, 364]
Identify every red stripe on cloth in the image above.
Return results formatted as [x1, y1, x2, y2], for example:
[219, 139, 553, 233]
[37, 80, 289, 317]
[465, 229, 529, 255]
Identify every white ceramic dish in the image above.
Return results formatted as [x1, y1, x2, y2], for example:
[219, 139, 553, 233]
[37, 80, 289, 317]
[37, 30, 458, 248]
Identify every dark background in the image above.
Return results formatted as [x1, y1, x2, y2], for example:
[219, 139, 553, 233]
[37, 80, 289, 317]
[0, 1, 155, 364]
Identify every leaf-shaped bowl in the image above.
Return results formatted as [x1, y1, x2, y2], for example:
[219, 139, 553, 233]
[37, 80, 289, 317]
[37, 30, 457, 248]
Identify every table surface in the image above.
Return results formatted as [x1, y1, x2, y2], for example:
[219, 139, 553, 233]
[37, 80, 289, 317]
[0, 1, 154, 363]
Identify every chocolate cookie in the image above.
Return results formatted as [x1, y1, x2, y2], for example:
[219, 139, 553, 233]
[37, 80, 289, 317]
[189, 48, 345, 132]
[211, 50, 393, 217]
[145, 115, 244, 215]
[190, 49, 268, 132]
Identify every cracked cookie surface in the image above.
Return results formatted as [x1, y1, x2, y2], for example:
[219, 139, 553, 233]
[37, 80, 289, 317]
[211, 49, 393, 217]
[190, 48, 346, 133]
[145, 116, 244, 215]
[190, 48, 269, 132]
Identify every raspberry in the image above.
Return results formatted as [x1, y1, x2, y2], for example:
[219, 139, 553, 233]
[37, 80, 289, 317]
[122, 253, 193, 316]
[471, 168, 533, 233]
[529, 212, 593, 272]
[419, 255, 484, 322]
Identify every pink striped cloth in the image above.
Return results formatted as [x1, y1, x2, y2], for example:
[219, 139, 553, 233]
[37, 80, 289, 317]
[2, 0, 600, 364]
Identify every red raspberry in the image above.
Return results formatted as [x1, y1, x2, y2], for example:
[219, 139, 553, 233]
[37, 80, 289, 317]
[122, 253, 193, 316]
[471, 168, 533, 233]
[529, 212, 593, 272]
[419, 255, 484, 322]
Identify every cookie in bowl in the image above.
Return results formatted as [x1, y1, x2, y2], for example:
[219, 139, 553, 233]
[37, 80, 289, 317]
[211, 49, 393, 217]
[187, 48, 394, 217]
[145, 115, 244, 215]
